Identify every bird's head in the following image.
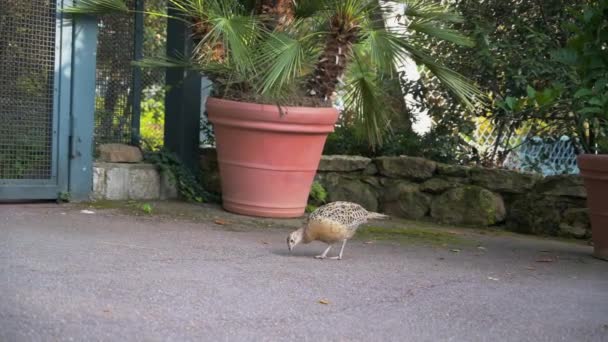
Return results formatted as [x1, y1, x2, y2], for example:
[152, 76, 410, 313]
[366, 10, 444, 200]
[287, 229, 303, 252]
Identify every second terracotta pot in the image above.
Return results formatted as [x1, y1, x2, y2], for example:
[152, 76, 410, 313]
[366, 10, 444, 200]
[578, 154, 608, 261]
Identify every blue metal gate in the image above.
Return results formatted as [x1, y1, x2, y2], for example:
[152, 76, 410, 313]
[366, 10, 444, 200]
[0, 1, 72, 200]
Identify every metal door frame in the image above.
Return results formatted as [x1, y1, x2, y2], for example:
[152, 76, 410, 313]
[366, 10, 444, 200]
[0, 0, 97, 201]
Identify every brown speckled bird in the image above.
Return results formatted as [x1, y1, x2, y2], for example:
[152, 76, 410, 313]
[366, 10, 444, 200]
[287, 201, 389, 260]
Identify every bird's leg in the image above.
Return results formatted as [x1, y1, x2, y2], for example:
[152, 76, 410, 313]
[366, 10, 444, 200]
[329, 239, 347, 260]
[315, 244, 332, 259]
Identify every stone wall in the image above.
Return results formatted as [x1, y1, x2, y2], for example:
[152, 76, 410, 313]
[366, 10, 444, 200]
[199, 148, 590, 239]
[93, 144, 177, 201]
[93, 163, 177, 201]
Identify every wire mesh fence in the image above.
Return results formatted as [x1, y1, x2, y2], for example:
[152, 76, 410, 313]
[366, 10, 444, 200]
[94, 0, 167, 150]
[94, 0, 137, 146]
[139, 0, 167, 151]
[0, 1, 56, 180]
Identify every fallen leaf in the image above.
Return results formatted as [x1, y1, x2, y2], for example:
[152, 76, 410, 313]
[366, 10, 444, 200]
[526, 266, 536, 270]
[364, 241, 374, 244]
[214, 219, 228, 225]
[318, 299, 330, 305]
[438, 257, 445, 260]
[488, 277, 499, 281]
[260, 241, 269, 245]
[103, 309, 111, 313]
[477, 246, 487, 251]
[450, 249, 461, 253]
[536, 257, 555, 263]
[80, 210, 95, 214]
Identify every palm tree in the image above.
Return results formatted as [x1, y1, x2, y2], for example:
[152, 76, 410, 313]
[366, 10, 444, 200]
[64, 0, 485, 147]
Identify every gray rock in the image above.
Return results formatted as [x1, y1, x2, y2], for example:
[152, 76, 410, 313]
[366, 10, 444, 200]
[436, 163, 471, 178]
[203, 171, 222, 194]
[430, 186, 506, 226]
[97, 143, 143, 163]
[318, 173, 378, 212]
[420, 178, 459, 194]
[470, 167, 540, 194]
[199, 148, 219, 172]
[93, 163, 165, 200]
[381, 181, 431, 219]
[559, 224, 588, 239]
[559, 208, 591, 239]
[535, 175, 587, 198]
[160, 172, 179, 200]
[318, 155, 372, 172]
[563, 208, 590, 227]
[361, 176, 381, 188]
[363, 163, 378, 175]
[200, 148, 222, 194]
[507, 195, 584, 236]
[128, 165, 161, 200]
[92, 166, 106, 200]
[375, 156, 437, 180]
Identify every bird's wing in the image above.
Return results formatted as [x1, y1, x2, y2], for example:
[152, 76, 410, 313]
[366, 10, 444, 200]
[310, 201, 369, 231]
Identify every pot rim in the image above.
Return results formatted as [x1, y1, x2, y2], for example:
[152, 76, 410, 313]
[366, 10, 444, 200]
[206, 96, 339, 129]
[207, 96, 337, 111]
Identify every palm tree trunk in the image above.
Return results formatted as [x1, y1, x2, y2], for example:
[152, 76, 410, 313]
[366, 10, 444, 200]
[275, 0, 295, 30]
[258, 0, 294, 30]
[307, 17, 359, 101]
[192, 18, 225, 62]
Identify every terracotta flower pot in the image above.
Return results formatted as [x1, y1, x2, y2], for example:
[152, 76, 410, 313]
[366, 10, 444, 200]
[577, 154, 608, 261]
[206, 97, 339, 218]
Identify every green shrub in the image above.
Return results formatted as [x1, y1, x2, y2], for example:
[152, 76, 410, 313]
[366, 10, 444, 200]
[306, 181, 328, 213]
[323, 125, 475, 165]
[140, 88, 165, 151]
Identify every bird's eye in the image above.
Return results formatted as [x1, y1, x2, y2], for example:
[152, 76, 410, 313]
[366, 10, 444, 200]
[290, 239, 294, 243]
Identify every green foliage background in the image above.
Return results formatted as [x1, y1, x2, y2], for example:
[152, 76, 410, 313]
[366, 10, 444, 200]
[326, 0, 606, 163]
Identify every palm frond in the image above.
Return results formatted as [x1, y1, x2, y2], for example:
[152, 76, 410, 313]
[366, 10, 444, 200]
[294, 0, 326, 19]
[390, 0, 465, 23]
[132, 55, 193, 69]
[359, 27, 484, 110]
[256, 32, 311, 96]
[408, 20, 474, 47]
[207, 14, 260, 72]
[402, 42, 485, 109]
[342, 49, 395, 148]
[359, 29, 401, 75]
[167, 0, 208, 19]
[327, 0, 375, 24]
[62, 0, 130, 15]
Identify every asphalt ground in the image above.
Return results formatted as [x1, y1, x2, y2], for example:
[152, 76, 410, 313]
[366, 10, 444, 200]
[1, 203, 607, 341]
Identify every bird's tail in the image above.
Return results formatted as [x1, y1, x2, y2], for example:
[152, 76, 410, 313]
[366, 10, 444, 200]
[367, 211, 390, 220]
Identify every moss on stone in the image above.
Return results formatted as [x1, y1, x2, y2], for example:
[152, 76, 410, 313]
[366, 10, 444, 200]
[431, 186, 506, 226]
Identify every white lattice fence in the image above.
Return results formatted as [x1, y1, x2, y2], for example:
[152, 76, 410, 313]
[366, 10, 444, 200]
[464, 117, 579, 175]
[504, 137, 580, 175]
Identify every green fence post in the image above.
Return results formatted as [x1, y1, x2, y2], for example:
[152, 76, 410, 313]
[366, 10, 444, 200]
[164, 6, 202, 172]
